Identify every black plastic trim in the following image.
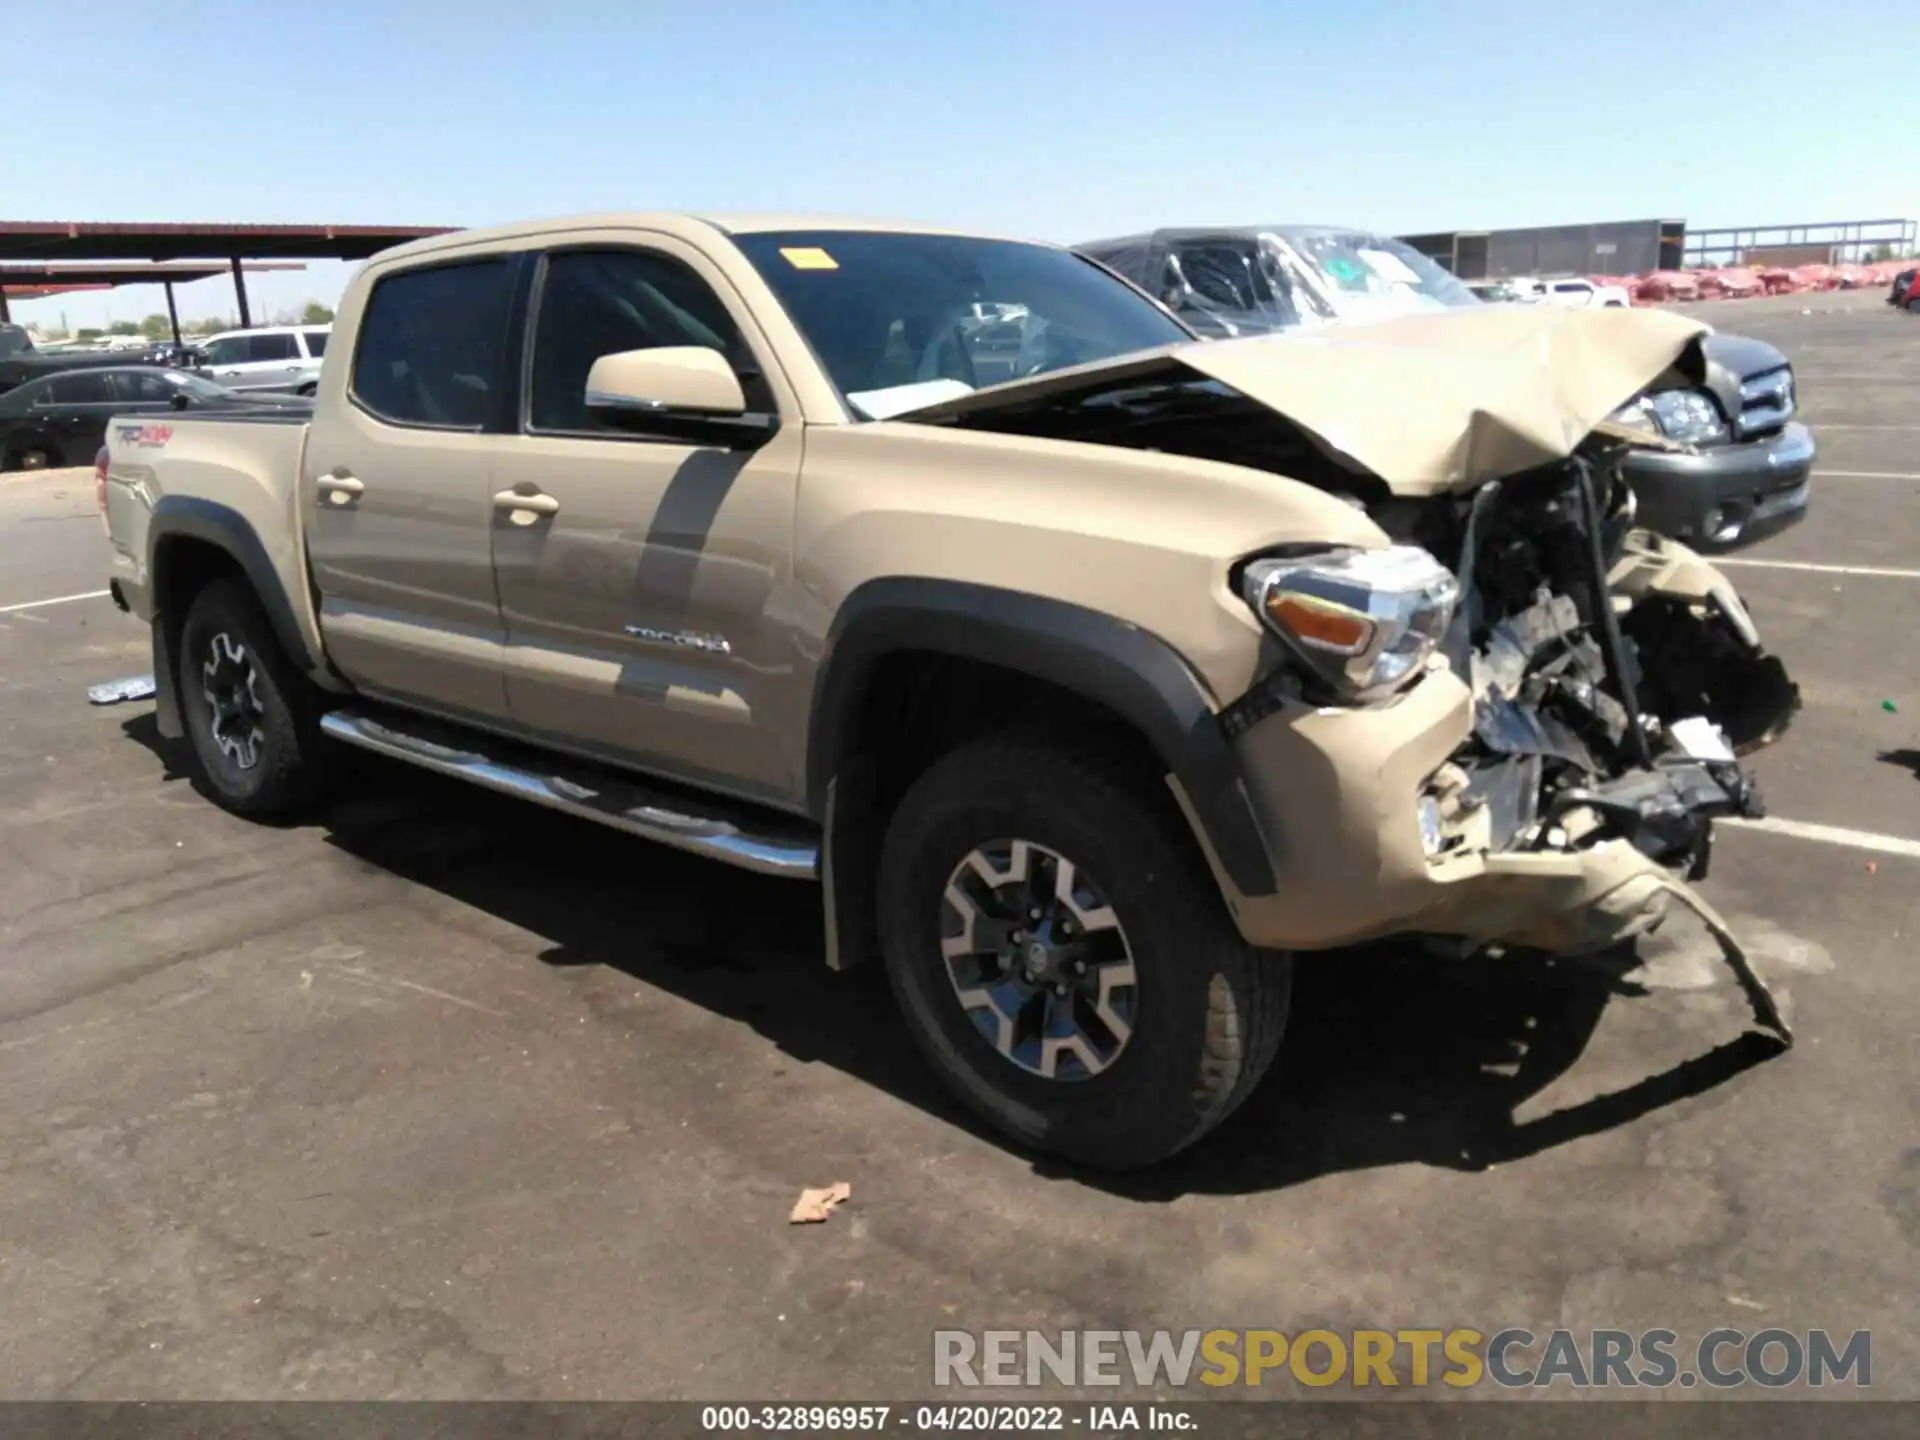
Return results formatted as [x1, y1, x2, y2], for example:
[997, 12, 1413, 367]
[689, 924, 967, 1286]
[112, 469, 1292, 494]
[147, 494, 318, 675]
[806, 577, 1278, 897]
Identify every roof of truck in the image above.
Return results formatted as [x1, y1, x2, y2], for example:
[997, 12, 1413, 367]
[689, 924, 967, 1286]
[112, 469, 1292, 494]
[372, 211, 1046, 263]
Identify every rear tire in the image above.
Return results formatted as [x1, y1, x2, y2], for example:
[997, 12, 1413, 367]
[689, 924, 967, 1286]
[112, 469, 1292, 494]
[12, 443, 55, 471]
[1907, 298, 1920, 315]
[876, 733, 1290, 1170]
[177, 579, 324, 817]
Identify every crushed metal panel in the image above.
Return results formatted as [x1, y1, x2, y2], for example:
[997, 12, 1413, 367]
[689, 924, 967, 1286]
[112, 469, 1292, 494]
[899, 306, 1708, 496]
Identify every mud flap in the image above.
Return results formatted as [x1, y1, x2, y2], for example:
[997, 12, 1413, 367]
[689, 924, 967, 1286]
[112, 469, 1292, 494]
[150, 614, 184, 740]
[1650, 876, 1794, 1046]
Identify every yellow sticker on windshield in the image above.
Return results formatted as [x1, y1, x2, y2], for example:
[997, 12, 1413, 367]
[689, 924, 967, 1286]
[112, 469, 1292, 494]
[780, 246, 839, 270]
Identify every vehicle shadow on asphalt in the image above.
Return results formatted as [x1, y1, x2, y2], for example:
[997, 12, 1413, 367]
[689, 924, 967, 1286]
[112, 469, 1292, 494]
[1878, 748, 1920, 781]
[132, 731, 1783, 1201]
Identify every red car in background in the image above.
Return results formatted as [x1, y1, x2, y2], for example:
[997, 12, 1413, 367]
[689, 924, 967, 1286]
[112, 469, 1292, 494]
[1888, 266, 1920, 311]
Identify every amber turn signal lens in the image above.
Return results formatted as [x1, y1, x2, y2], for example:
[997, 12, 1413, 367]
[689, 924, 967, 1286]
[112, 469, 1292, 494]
[1263, 591, 1374, 654]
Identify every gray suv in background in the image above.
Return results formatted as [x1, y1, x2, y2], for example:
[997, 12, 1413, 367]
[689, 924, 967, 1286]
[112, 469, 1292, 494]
[1077, 225, 1814, 551]
[192, 325, 329, 396]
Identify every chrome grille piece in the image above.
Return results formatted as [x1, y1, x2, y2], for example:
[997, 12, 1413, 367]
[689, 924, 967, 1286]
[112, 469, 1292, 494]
[1737, 366, 1795, 440]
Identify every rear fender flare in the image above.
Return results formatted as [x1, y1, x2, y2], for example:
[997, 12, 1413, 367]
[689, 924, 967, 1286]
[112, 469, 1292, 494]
[146, 495, 319, 737]
[806, 577, 1277, 900]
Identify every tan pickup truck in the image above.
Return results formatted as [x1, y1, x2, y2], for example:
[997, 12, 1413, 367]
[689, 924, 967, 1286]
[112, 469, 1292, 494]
[101, 212, 1800, 1168]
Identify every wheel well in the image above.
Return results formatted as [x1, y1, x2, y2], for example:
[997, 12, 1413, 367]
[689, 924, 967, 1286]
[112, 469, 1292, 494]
[819, 648, 1194, 973]
[153, 535, 245, 628]
[850, 650, 1170, 823]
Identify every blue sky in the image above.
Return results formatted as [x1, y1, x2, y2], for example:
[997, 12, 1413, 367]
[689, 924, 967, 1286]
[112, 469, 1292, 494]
[5, 0, 1912, 330]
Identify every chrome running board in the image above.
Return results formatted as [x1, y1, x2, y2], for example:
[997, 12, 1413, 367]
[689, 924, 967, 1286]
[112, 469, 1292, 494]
[319, 709, 820, 880]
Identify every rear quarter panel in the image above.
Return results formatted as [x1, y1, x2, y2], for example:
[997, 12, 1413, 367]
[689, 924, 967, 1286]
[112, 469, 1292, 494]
[105, 414, 324, 665]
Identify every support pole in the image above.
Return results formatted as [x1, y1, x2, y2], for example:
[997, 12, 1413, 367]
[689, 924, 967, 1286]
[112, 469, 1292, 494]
[230, 257, 252, 329]
[164, 281, 182, 347]
[0, 291, 10, 323]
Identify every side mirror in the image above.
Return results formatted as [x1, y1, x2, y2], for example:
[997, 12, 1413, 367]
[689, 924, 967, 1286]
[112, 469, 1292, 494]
[583, 346, 776, 449]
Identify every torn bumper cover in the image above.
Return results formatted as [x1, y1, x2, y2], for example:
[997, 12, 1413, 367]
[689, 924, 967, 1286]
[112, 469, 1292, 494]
[1206, 661, 1793, 1043]
[1199, 467, 1799, 1043]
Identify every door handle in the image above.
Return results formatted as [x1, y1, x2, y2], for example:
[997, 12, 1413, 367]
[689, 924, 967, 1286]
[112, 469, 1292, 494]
[493, 489, 560, 519]
[317, 472, 364, 506]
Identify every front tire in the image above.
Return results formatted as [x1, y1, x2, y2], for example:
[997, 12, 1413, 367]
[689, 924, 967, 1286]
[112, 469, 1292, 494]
[11, 442, 56, 471]
[876, 734, 1290, 1169]
[177, 579, 323, 817]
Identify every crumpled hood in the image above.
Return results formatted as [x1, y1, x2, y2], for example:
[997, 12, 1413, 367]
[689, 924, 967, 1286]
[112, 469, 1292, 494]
[901, 304, 1711, 496]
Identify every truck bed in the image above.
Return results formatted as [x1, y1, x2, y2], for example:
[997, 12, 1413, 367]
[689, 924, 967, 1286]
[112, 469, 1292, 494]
[103, 408, 318, 659]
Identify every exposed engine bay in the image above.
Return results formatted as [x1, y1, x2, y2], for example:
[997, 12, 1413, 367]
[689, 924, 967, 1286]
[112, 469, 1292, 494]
[1373, 448, 1800, 878]
[921, 370, 1803, 1042]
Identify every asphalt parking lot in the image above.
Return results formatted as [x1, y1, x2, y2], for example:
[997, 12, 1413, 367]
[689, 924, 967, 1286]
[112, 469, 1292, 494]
[1, 290, 1914, 1403]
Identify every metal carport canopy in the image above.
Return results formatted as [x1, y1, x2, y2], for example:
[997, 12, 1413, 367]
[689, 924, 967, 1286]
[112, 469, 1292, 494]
[0, 260, 312, 341]
[0, 219, 458, 330]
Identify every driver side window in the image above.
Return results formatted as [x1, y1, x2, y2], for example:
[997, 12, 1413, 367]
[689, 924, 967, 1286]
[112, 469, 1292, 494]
[203, 337, 247, 366]
[527, 249, 761, 435]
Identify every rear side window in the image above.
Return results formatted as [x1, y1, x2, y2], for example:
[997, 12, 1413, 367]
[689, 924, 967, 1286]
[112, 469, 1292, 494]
[527, 249, 755, 434]
[202, 336, 248, 366]
[351, 260, 514, 430]
[246, 332, 299, 362]
[303, 330, 328, 357]
[112, 371, 180, 402]
[46, 371, 115, 404]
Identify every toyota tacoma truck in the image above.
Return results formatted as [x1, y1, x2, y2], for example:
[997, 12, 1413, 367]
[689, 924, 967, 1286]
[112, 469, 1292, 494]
[101, 213, 1801, 1170]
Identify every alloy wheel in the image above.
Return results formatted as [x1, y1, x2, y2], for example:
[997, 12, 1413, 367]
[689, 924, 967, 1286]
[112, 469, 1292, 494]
[939, 838, 1139, 1081]
[202, 632, 266, 770]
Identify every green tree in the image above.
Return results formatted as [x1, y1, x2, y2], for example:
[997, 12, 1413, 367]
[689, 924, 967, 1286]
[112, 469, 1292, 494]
[139, 314, 174, 340]
[301, 301, 335, 324]
[76, 328, 103, 342]
[1865, 243, 1895, 263]
[107, 320, 140, 336]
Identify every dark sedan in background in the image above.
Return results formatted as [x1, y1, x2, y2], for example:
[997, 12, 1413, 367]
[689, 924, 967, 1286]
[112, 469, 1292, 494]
[0, 366, 306, 471]
[1076, 225, 1814, 551]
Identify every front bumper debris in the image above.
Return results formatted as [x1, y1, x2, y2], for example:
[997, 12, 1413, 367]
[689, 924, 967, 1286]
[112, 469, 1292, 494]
[87, 674, 157, 706]
[1199, 459, 1799, 1046]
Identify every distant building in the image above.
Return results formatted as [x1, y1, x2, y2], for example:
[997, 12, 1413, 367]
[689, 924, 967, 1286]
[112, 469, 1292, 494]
[1400, 220, 1687, 279]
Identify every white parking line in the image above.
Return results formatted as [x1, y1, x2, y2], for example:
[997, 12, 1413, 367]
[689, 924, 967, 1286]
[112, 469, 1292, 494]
[1818, 470, 1920, 481]
[1714, 558, 1920, 579]
[0, 589, 110, 615]
[1723, 816, 1920, 861]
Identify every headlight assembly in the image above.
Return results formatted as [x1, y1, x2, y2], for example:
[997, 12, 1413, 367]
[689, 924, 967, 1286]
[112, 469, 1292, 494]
[1241, 546, 1460, 702]
[1610, 389, 1729, 445]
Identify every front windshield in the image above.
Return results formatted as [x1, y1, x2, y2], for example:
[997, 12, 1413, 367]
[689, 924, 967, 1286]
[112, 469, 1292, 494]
[733, 231, 1191, 419]
[1265, 229, 1481, 319]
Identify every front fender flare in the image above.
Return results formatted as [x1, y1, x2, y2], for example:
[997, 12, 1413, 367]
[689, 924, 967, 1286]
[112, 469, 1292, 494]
[807, 577, 1277, 899]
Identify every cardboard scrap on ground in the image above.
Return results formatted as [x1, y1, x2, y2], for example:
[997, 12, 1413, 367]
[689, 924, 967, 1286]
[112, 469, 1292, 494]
[789, 1182, 851, 1224]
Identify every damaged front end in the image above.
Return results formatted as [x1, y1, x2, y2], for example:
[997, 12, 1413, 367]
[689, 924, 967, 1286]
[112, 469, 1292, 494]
[903, 307, 1802, 1041]
[1386, 448, 1797, 884]
[1248, 445, 1801, 1041]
